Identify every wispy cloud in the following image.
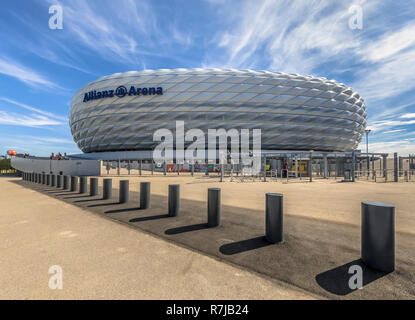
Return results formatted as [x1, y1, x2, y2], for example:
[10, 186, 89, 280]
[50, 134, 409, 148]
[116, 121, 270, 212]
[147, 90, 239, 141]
[400, 113, 415, 119]
[0, 56, 61, 89]
[0, 111, 64, 127]
[0, 97, 67, 121]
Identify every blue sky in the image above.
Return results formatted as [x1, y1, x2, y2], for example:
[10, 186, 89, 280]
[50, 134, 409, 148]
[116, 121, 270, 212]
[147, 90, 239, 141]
[1, 0, 415, 156]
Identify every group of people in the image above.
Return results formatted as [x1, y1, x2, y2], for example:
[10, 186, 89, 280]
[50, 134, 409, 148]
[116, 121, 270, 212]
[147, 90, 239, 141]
[50, 152, 67, 160]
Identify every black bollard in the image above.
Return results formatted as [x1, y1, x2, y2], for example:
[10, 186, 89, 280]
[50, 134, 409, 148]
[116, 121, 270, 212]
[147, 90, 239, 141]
[90, 178, 98, 196]
[79, 176, 87, 194]
[51, 174, 56, 187]
[70, 176, 78, 192]
[119, 180, 129, 203]
[265, 193, 283, 243]
[207, 188, 221, 227]
[42, 173, 46, 184]
[39, 173, 42, 184]
[63, 175, 70, 190]
[140, 182, 150, 209]
[57, 175, 62, 188]
[103, 178, 112, 199]
[361, 201, 395, 273]
[47, 174, 51, 186]
[168, 184, 180, 217]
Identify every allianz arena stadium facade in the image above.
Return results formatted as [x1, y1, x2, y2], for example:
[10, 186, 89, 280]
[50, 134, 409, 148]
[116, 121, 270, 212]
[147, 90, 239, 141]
[69, 68, 367, 153]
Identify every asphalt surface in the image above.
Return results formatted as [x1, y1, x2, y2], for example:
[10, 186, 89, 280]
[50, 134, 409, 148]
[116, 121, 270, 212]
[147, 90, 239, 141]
[0, 177, 317, 300]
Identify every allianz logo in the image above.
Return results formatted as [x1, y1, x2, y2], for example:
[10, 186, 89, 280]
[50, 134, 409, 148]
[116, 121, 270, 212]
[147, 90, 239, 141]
[83, 85, 163, 102]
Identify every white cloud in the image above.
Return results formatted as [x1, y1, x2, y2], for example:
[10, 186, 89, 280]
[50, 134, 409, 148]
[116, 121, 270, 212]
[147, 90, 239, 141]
[400, 113, 415, 119]
[0, 97, 67, 121]
[0, 111, 64, 127]
[0, 56, 60, 89]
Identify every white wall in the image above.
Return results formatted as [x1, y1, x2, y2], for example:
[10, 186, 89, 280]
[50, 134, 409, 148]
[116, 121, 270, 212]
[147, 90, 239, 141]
[11, 157, 101, 176]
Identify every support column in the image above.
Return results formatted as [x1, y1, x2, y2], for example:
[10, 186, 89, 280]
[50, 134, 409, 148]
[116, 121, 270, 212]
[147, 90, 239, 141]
[351, 151, 356, 182]
[394, 152, 398, 182]
[323, 154, 328, 179]
[309, 152, 313, 182]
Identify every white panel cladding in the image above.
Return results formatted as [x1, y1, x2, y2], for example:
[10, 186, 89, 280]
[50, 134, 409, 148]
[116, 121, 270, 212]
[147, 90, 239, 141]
[69, 68, 367, 153]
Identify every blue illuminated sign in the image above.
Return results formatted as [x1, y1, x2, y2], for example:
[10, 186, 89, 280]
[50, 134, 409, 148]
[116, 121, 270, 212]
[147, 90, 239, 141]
[83, 86, 163, 102]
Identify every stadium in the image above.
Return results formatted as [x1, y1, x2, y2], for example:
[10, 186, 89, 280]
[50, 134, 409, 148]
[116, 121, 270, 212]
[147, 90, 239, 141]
[69, 68, 367, 155]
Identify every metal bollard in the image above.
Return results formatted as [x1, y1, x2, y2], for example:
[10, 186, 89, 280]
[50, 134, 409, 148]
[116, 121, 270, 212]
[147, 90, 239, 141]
[46, 174, 50, 186]
[140, 182, 150, 209]
[63, 175, 70, 189]
[42, 173, 46, 184]
[361, 201, 395, 273]
[265, 193, 283, 243]
[70, 176, 78, 192]
[51, 174, 56, 187]
[207, 188, 221, 227]
[168, 184, 180, 217]
[90, 178, 98, 196]
[79, 176, 87, 194]
[103, 178, 112, 199]
[119, 180, 129, 203]
[38, 173, 41, 183]
[57, 175, 62, 188]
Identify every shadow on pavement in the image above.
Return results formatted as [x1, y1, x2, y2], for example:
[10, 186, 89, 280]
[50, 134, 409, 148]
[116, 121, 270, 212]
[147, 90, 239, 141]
[165, 223, 209, 235]
[219, 236, 273, 255]
[315, 259, 390, 295]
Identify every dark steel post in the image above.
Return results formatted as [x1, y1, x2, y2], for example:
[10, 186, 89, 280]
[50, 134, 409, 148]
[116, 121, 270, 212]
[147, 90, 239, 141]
[265, 193, 283, 243]
[51, 174, 56, 187]
[63, 175, 70, 189]
[394, 152, 398, 182]
[140, 182, 150, 209]
[70, 176, 78, 192]
[103, 178, 112, 199]
[57, 175, 62, 188]
[361, 201, 395, 272]
[46, 174, 51, 185]
[79, 176, 87, 194]
[90, 178, 98, 196]
[168, 184, 180, 217]
[207, 188, 221, 227]
[119, 180, 129, 203]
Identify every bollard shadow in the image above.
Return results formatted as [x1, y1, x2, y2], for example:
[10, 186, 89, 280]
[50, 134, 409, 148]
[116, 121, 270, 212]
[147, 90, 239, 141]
[63, 194, 91, 199]
[105, 207, 142, 214]
[165, 223, 209, 235]
[219, 236, 272, 255]
[129, 214, 170, 223]
[88, 201, 119, 207]
[315, 259, 391, 296]
[74, 197, 102, 203]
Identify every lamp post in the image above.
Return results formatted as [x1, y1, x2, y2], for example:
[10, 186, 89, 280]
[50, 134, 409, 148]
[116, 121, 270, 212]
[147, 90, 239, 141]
[365, 129, 371, 172]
